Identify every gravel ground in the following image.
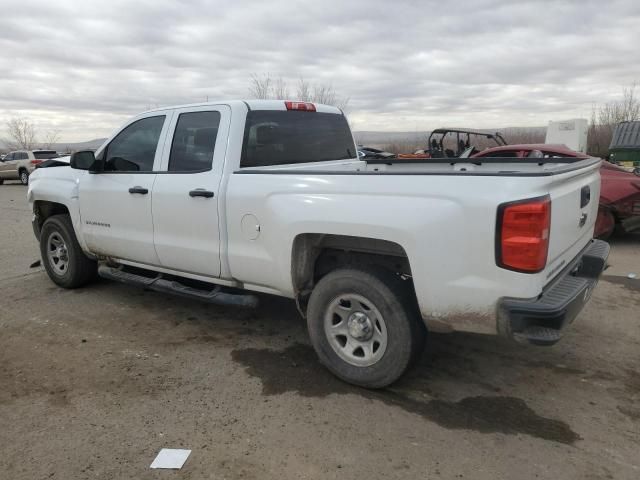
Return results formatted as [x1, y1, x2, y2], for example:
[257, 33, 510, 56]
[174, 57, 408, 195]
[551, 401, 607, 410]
[1, 181, 639, 480]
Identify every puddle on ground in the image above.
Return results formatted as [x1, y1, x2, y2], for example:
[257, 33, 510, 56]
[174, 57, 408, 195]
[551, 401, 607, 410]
[231, 343, 579, 445]
[602, 275, 640, 292]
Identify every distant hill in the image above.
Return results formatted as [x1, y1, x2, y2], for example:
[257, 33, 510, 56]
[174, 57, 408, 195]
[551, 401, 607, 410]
[47, 138, 107, 153]
[3, 126, 548, 154]
[0, 138, 107, 153]
[354, 131, 427, 147]
[354, 127, 547, 151]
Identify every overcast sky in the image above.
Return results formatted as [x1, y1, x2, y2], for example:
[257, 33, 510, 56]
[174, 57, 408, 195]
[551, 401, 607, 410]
[1, 0, 639, 142]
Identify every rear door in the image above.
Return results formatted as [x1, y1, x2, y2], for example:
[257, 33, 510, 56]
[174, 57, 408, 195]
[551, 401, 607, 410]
[151, 105, 231, 277]
[78, 112, 172, 265]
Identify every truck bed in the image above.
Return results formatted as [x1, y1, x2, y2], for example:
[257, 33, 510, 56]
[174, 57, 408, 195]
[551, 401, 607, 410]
[236, 156, 602, 177]
[229, 155, 602, 334]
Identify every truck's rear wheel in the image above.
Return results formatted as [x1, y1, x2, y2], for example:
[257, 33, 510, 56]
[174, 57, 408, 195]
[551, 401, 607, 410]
[307, 267, 425, 388]
[40, 214, 97, 288]
[19, 169, 29, 185]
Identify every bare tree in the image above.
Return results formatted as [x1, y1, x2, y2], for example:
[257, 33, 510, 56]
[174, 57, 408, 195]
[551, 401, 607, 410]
[588, 83, 640, 157]
[248, 73, 349, 110]
[597, 83, 640, 126]
[501, 127, 546, 145]
[296, 77, 311, 102]
[273, 76, 289, 100]
[311, 83, 350, 110]
[4, 118, 37, 150]
[42, 130, 61, 149]
[248, 73, 273, 100]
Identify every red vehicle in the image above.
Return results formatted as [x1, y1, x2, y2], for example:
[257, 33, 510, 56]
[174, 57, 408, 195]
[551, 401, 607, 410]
[472, 144, 640, 238]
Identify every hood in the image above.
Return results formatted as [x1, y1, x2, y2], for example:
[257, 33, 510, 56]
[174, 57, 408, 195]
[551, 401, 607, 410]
[600, 163, 640, 204]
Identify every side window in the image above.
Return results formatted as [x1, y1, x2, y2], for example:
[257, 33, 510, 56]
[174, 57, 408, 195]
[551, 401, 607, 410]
[104, 116, 165, 172]
[168, 111, 221, 172]
[20, 152, 28, 160]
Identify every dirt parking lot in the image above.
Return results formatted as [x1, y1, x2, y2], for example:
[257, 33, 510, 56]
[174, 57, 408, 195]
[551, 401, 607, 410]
[1, 181, 639, 480]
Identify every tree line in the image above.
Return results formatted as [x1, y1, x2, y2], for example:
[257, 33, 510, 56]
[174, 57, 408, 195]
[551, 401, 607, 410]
[2, 118, 60, 151]
[2, 78, 638, 156]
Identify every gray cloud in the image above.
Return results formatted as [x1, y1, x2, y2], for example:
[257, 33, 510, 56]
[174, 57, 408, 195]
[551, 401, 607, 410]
[0, 0, 639, 141]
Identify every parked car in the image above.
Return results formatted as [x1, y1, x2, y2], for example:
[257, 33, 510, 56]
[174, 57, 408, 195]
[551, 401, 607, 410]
[471, 144, 640, 238]
[0, 150, 59, 185]
[35, 155, 70, 169]
[28, 100, 607, 388]
[357, 145, 396, 160]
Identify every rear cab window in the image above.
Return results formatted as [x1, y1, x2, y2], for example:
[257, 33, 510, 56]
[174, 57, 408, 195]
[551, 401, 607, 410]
[240, 110, 356, 168]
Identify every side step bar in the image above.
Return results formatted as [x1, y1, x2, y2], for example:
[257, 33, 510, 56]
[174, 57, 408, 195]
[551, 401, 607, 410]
[98, 265, 259, 308]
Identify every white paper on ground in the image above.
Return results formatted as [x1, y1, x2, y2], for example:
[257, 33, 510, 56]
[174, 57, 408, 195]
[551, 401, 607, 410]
[150, 448, 191, 469]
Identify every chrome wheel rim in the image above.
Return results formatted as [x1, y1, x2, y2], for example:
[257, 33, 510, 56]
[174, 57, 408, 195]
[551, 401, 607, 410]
[47, 232, 69, 276]
[21, 172, 28, 184]
[324, 293, 388, 367]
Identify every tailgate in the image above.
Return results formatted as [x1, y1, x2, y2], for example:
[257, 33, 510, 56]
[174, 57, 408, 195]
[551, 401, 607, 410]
[544, 160, 602, 278]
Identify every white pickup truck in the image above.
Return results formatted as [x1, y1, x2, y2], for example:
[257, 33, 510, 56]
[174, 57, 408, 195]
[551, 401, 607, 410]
[28, 100, 609, 388]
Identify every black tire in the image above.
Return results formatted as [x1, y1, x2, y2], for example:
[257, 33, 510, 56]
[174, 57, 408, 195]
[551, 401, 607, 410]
[40, 214, 97, 288]
[0, 178, 4, 185]
[307, 267, 426, 388]
[19, 169, 29, 185]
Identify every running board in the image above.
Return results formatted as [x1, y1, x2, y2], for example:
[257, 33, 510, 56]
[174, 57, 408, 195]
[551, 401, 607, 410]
[98, 265, 259, 308]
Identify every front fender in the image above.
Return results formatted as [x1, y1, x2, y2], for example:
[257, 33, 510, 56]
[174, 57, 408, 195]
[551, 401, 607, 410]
[28, 168, 90, 252]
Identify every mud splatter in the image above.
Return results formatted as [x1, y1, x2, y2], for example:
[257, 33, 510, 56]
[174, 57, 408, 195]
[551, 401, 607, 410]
[231, 343, 580, 444]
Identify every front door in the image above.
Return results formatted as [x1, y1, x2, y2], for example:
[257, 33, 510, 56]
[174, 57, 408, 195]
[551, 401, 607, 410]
[78, 113, 172, 265]
[151, 105, 230, 277]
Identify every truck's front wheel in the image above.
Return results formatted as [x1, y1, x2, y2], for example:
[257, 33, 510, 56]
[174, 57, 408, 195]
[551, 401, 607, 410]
[307, 267, 425, 388]
[40, 214, 97, 288]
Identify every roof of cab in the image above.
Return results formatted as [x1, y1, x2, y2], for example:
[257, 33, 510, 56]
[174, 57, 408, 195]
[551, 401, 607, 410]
[143, 99, 342, 115]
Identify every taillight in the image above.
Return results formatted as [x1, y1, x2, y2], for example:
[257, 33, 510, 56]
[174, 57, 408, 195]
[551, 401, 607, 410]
[496, 196, 551, 273]
[285, 101, 316, 112]
[30, 160, 43, 165]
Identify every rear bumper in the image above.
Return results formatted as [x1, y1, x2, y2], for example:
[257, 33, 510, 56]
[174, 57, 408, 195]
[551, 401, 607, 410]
[498, 239, 609, 346]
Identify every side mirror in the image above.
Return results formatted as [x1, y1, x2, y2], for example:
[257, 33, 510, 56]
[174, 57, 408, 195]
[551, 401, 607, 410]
[70, 150, 97, 171]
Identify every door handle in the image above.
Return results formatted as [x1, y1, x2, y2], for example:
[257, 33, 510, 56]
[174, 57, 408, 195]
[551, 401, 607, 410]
[128, 186, 149, 194]
[189, 189, 214, 198]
